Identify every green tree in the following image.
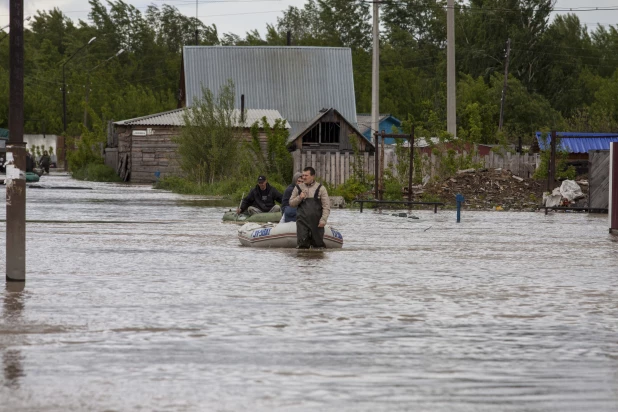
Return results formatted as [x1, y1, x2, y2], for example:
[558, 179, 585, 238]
[176, 81, 241, 184]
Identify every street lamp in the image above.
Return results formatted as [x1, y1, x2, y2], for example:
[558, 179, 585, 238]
[61, 36, 95, 169]
[83, 48, 124, 128]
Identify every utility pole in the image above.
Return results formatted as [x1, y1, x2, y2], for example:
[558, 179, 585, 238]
[195, 0, 199, 45]
[6, 0, 26, 283]
[371, 0, 380, 144]
[499, 38, 511, 132]
[446, 0, 456, 137]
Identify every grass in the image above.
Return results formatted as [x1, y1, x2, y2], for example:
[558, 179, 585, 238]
[154, 176, 286, 202]
[72, 164, 122, 182]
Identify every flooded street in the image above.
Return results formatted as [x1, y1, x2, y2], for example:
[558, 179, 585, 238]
[1, 174, 618, 411]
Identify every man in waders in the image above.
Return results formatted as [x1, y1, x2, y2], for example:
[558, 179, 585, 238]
[289, 167, 331, 248]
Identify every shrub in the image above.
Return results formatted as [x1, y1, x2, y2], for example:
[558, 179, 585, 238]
[72, 163, 121, 182]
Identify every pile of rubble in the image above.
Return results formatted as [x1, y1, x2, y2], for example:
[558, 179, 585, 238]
[421, 168, 588, 211]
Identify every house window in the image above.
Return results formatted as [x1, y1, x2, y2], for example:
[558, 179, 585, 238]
[302, 122, 341, 145]
[303, 124, 320, 144]
[321, 122, 340, 144]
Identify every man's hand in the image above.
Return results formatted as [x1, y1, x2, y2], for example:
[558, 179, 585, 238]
[236, 208, 241, 214]
[300, 190, 307, 200]
[318, 220, 326, 228]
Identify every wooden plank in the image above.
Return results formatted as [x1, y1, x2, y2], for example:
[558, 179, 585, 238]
[293, 149, 301, 173]
[337, 152, 345, 185]
[590, 150, 610, 209]
[311, 152, 316, 172]
[344, 152, 350, 182]
[330, 152, 335, 185]
[324, 152, 328, 183]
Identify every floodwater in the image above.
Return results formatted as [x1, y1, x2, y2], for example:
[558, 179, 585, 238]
[1, 174, 618, 412]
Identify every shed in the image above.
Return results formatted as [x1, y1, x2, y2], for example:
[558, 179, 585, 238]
[179, 46, 358, 137]
[356, 114, 403, 144]
[287, 108, 375, 186]
[111, 108, 289, 183]
[534, 132, 618, 174]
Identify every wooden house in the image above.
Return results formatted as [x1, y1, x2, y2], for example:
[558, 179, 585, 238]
[287, 108, 375, 186]
[110, 108, 289, 183]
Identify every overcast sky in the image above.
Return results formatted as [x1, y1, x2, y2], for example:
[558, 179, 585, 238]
[1, 0, 617, 40]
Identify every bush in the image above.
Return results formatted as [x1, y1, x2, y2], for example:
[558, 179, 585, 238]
[72, 163, 122, 182]
[324, 177, 372, 202]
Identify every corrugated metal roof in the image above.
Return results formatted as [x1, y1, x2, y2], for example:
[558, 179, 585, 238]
[114, 108, 289, 128]
[183, 46, 358, 136]
[535, 132, 618, 153]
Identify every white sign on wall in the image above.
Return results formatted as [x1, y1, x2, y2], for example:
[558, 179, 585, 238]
[132, 128, 155, 136]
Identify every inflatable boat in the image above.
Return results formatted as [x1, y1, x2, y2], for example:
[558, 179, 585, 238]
[238, 222, 343, 248]
[222, 210, 282, 224]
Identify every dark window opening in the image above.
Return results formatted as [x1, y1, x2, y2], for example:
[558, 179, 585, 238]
[302, 124, 320, 144]
[320, 122, 340, 144]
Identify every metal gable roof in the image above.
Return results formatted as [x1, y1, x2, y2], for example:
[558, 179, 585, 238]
[183, 46, 358, 137]
[114, 108, 290, 128]
[535, 132, 618, 153]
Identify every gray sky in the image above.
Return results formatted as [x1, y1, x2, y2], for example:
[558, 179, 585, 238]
[1, 0, 617, 40]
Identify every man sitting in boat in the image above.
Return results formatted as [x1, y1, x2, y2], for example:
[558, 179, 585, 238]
[280, 172, 303, 223]
[237, 175, 283, 216]
[289, 167, 331, 248]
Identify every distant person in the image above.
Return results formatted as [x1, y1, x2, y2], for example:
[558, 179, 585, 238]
[237, 175, 283, 216]
[0, 156, 5, 173]
[39, 151, 51, 174]
[25, 151, 34, 173]
[289, 167, 331, 248]
[280, 172, 303, 223]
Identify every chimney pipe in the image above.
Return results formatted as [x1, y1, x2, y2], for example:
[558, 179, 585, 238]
[287, 31, 291, 46]
[241, 94, 245, 123]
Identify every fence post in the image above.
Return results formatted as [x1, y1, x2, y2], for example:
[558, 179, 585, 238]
[610, 142, 618, 234]
[374, 132, 379, 199]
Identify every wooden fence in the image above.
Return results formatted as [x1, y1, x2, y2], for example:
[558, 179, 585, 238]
[292, 148, 539, 186]
[292, 149, 375, 186]
[589, 150, 610, 209]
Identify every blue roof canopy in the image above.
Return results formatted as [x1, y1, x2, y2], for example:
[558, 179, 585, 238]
[535, 132, 618, 153]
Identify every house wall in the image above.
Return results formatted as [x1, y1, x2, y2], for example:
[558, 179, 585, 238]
[111, 125, 269, 183]
[130, 127, 181, 183]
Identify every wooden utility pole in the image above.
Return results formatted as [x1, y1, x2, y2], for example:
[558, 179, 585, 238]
[371, 0, 380, 144]
[446, 0, 456, 137]
[6, 0, 26, 283]
[499, 38, 511, 132]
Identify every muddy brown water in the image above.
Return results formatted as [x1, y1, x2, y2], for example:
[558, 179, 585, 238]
[1, 174, 618, 411]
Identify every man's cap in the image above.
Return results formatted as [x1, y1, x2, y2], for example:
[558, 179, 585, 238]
[257, 175, 267, 182]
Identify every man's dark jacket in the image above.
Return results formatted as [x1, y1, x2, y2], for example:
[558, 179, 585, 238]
[240, 183, 283, 213]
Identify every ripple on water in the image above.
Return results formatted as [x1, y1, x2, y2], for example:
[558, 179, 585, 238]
[1, 176, 618, 411]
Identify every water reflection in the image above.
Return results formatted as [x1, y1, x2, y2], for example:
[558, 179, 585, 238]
[2, 282, 25, 389]
[3, 350, 24, 389]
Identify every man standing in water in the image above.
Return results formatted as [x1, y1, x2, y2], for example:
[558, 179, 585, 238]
[289, 167, 330, 248]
